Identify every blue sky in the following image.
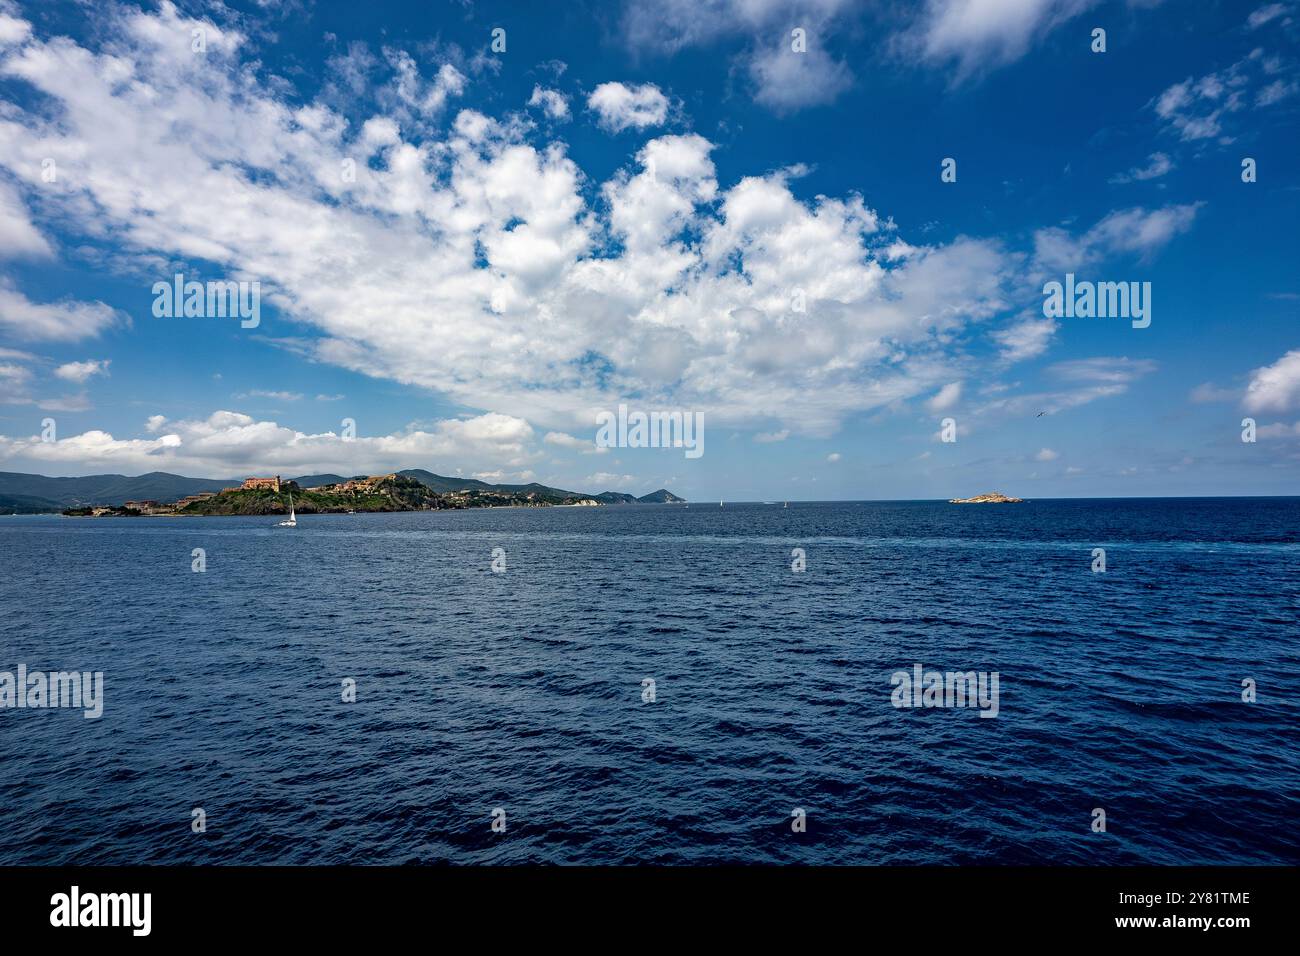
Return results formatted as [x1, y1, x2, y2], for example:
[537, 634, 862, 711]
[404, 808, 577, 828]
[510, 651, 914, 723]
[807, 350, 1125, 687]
[0, 0, 1296, 499]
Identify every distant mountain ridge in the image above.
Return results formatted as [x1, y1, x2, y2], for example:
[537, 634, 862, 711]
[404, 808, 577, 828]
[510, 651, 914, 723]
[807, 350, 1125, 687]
[0, 471, 241, 513]
[395, 470, 682, 505]
[0, 469, 684, 513]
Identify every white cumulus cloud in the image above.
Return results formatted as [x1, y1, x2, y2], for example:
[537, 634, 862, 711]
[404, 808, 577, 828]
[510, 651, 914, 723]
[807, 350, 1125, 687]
[0, 2, 1196, 463]
[1244, 349, 1300, 413]
[528, 86, 570, 121]
[587, 81, 670, 132]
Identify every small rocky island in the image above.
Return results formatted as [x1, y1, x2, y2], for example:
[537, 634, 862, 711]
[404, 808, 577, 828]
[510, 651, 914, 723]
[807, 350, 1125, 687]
[948, 491, 1025, 504]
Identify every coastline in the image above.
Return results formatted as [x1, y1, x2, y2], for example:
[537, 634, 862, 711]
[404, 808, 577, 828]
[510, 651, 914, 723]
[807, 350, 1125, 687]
[10, 493, 1300, 520]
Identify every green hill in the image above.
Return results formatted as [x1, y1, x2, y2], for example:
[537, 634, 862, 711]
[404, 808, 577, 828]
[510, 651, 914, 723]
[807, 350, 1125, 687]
[637, 489, 686, 503]
[179, 476, 443, 515]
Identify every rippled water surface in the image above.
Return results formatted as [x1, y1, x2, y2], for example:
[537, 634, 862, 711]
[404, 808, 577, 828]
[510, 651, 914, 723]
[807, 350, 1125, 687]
[1, 498, 1297, 864]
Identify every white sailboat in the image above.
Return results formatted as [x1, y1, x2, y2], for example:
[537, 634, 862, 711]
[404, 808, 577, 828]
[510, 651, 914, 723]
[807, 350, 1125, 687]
[276, 492, 297, 527]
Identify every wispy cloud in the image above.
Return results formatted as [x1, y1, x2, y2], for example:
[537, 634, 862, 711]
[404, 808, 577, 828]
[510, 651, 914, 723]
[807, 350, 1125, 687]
[973, 357, 1158, 420]
[619, 0, 856, 112]
[1033, 204, 1202, 271]
[0, 279, 123, 342]
[901, 0, 1099, 84]
[1153, 46, 1298, 142]
[1247, 3, 1291, 30]
[926, 381, 963, 413]
[1109, 152, 1174, 185]
[237, 390, 304, 402]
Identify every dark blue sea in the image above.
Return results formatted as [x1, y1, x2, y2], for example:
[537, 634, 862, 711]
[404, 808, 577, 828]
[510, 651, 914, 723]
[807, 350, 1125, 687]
[1, 498, 1297, 865]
